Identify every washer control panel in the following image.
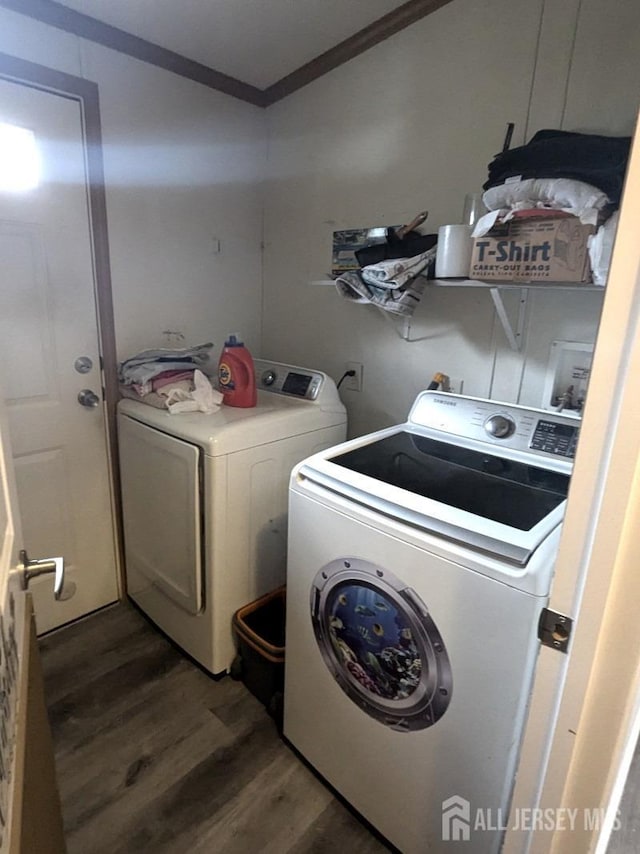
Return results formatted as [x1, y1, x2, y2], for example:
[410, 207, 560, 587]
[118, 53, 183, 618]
[255, 359, 324, 400]
[409, 391, 580, 459]
[529, 419, 579, 458]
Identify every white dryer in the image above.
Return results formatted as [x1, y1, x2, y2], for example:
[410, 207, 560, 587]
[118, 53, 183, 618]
[284, 391, 579, 853]
[118, 359, 346, 675]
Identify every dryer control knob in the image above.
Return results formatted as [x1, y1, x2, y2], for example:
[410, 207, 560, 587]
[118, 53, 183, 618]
[261, 370, 276, 386]
[485, 414, 515, 439]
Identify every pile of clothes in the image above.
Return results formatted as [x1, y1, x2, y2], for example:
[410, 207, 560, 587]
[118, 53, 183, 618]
[118, 342, 223, 414]
[475, 129, 631, 285]
[334, 217, 438, 316]
[334, 248, 437, 316]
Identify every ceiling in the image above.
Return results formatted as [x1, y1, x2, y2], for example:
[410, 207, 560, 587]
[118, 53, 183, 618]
[2, 0, 453, 105]
[59, 0, 408, 89]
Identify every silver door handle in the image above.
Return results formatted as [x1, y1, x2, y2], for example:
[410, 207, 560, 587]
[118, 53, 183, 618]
[77, 389, 100, 407]
[18, 550, 65, 600]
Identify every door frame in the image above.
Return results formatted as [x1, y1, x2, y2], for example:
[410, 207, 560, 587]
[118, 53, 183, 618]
[0, 51, 123, 596]
[504, 113, 640, 853]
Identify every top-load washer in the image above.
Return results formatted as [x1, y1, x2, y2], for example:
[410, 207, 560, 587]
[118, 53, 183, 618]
[283, 390, 579, 853]
[118, 359, 346, 675]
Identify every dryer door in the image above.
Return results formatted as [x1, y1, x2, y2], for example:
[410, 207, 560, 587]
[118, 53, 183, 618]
[119, 415, 203, 615]
[310, 558, 452, 731]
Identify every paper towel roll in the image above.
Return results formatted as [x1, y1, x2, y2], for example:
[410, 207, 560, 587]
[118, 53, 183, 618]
[435, 225, 473, 278]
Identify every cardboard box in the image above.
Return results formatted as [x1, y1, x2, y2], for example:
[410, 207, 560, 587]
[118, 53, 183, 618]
[469, 215, 594, 283]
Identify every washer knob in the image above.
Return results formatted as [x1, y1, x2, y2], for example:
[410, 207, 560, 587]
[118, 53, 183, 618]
[261, 369, 276, 387]
[484, 414, 515, 439]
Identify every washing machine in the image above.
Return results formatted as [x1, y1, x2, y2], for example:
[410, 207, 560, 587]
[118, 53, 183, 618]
[284, 391, 579, 853]
[117, 359, 346, 676]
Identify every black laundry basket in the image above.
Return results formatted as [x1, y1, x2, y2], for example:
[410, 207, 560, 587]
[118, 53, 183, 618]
[231, 586, 286, 725]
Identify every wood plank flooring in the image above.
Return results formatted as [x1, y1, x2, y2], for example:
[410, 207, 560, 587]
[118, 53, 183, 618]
[39, 603, 391, 854]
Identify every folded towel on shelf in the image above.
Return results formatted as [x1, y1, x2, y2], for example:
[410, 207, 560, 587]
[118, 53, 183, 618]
[484, 129, 631, 203]
[481, 177, 610, 227]
[360, 247, 436, 289]
[335, 272, 426, 317]
[335, 246, 436, 317]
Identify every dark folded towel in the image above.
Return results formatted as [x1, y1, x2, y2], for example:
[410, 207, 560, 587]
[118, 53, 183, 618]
[484, 129, 631, 204]
[355, 230, 437, 267]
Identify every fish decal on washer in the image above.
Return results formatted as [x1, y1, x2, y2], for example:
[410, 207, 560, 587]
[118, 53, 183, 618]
[310, 557, 453, 732]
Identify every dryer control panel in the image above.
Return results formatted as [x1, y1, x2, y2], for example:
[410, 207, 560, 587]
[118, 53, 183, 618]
[255, 359, 325, 401]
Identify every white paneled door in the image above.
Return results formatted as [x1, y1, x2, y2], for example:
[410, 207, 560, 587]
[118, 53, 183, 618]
[0, 381, 65, 851]
[0, 78, 118, 633]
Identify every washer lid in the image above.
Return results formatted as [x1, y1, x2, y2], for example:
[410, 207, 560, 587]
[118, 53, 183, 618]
[297, 426, 570, 567]
[118, 391, 346, 456]
[331, 431, 568, 531]
[296, 392, 574, 568]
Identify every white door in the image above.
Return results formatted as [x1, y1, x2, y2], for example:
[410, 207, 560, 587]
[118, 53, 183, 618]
[0, 376, 66, 851]
[0, 78, 118, 633]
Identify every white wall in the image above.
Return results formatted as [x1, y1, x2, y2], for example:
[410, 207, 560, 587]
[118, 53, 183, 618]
[261, 0, 639, 437]
[0, 7, 266, 366]
[2, 0, 639, 429]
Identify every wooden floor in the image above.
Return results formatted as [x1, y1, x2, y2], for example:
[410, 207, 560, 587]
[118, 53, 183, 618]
[39, 603, 391, 854]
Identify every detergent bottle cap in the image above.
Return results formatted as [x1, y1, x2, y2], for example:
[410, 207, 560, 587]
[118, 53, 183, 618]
[224, 333, 243, 347]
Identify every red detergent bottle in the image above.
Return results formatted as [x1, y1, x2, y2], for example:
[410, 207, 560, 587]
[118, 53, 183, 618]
[217, 334, 257, 407]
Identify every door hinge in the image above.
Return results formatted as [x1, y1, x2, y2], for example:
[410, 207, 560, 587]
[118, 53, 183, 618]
[538, 608, 573, 653]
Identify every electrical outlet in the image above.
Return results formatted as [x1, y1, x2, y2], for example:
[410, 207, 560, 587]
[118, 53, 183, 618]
[448, 378, 464, 395]
[344, 361, 364, 392]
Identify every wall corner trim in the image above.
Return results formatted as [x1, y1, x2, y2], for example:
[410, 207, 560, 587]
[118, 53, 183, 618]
[0, 0, 454, 107]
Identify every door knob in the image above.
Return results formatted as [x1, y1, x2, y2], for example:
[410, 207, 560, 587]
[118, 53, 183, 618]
[18, 550, 65, 600]
[77, 389, 100, 407]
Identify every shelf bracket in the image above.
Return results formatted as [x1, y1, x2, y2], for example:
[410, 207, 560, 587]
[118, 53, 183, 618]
[489, 287, 529, 351]
[378, 308, 431, 342]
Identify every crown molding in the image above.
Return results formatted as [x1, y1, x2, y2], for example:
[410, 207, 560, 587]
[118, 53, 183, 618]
[262, 0, 454, 105]
[0, 0, 454, 107]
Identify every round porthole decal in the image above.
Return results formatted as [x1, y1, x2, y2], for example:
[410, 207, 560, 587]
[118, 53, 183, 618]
[310, 558, 452, 732]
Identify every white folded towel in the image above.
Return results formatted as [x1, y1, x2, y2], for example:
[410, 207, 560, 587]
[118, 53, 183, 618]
[360, 248, 436, 289]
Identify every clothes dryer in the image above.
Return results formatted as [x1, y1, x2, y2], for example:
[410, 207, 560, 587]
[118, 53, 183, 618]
[118, 359, 346, 675]
[284, 391, 578, 853]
